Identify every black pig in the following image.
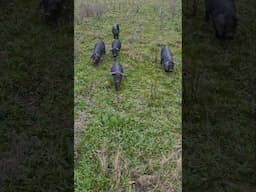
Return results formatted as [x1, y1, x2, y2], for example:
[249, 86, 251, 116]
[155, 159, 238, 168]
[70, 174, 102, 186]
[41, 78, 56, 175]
[205, 0, 238, 40]
[111, 39, 121, 58]
[112, 24, 120, 39]
[110, 62, 124, 91]
[39, 0, 63, 23]
[160, 47, 175, 72]
[91, 41, 105, 66]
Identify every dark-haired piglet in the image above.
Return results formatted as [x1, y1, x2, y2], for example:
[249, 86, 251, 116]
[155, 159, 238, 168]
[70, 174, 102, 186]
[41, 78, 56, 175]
[112, 24, 120, 39]
[160, 47, 175, 72]
[111, 39, 121, 58]
[91, 41, 105, 65]
[39, 0, 63, 23]
[110, 62, 125, 91]
[205, 0, 238, 40]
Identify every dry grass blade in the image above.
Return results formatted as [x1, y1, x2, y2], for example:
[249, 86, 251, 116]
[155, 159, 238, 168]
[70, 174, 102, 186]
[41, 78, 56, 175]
[94, 143, 108, 175]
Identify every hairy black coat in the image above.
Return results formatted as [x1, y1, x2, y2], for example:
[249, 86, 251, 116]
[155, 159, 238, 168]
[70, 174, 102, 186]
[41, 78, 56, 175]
[39, 0, 63, 22]
[91, 41, 105, 65]
[112, 24, 120, 39]
[160, 47, 175, 72]
[205, 0, 238, 40]
[110, 62, 124, 91]
[111, 39, 121, 58]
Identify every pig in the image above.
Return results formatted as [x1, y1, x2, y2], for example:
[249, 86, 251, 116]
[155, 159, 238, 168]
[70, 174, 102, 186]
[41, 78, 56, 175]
[205, 0, 238, 40]
[160, 47, 175, 72]
[112, 24, 120, 39]
[110, 62, 124, 91]
[39, 0, 63, 23]
[91, 41, 105, 65]
[111, 39, 121, 58]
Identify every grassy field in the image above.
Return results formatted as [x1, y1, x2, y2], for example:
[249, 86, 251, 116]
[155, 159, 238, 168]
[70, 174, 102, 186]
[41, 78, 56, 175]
[74, 0, 182, 191]
[0, 1, 73, 191]
[183, 0, 256, 191]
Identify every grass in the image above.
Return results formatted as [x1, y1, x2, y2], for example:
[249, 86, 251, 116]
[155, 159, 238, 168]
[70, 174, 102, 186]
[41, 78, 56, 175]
[0, 1, 73, 191]
[74, 0, 182, 191]
[183, 0, 256, 191]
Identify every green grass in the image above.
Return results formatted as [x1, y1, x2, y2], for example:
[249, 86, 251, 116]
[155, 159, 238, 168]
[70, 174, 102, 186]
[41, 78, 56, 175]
[0, 1, 73, 191]
[75, 0, 182, 192]
[74, 0, 182, 191]
[183, 1, 256, 191]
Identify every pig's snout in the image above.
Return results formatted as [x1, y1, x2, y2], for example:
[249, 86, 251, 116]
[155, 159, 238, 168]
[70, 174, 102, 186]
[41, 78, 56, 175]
[164, 61, 174, 72]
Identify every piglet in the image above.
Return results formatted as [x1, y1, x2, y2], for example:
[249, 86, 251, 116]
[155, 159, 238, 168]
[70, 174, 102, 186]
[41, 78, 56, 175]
[111, 39, 121, 58]
[160, 47, 175, 72]
[91, 40, 105, 66]
[110, 62, 125, 91]
[112, 24, 120, 39]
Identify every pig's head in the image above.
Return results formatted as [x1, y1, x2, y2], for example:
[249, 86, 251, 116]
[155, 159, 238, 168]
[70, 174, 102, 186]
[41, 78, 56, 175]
[110, 72, 123, 91]
[164, 61, 174, 72]
[214, 14, 237, 40]
[111, 48, 119, 58]
[91, 53, 101, 65]
[42, 0, 61, 18]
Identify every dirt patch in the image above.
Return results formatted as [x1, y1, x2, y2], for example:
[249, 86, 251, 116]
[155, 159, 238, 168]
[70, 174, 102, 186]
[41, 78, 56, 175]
[130, 140, 181, 192]
[130, 170, 157, 192]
